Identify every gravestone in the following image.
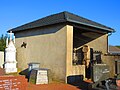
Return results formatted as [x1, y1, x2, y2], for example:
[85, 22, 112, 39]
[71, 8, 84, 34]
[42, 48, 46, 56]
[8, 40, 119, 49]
[0, 75, 28, 90]
[29, 68, 49, 84]
[92, 64, 110, 82]
[4, 31, 17, 73]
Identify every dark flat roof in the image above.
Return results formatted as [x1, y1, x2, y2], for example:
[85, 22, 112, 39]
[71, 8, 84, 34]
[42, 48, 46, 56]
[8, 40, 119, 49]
[9, 11, 115, 33]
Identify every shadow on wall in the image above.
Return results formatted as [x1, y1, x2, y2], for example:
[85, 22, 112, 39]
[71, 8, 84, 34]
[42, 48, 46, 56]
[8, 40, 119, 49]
[14, 24, 64, 38]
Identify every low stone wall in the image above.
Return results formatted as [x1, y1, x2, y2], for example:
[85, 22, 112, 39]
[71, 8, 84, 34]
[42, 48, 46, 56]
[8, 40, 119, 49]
[0, 75, 28, 90]
[103, 55, 120, 78]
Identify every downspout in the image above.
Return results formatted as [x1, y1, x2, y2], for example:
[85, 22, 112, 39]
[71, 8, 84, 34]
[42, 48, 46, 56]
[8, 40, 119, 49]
[107, 30, 116, 54]
[107, 32, 112, 54]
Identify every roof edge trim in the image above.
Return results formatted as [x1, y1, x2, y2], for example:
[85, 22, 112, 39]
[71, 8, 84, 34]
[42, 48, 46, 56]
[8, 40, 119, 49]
[67, 19, 115, 32]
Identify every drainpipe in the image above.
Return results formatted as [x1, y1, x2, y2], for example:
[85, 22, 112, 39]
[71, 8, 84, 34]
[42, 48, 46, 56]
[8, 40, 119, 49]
[107, 30, 116, 54]
[107, 32, 112, 54]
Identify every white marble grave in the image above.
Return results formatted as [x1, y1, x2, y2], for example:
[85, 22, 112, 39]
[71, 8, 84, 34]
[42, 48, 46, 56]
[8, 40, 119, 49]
[4, 31, 17, 73]
[29, 68, 49, 84]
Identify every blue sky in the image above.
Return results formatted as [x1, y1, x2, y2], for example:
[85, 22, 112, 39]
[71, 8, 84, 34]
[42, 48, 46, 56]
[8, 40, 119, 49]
[0, 0, 120, 45]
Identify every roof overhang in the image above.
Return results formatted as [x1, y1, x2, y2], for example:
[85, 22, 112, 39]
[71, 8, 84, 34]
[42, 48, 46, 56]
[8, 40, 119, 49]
[8, 11, 115, 34]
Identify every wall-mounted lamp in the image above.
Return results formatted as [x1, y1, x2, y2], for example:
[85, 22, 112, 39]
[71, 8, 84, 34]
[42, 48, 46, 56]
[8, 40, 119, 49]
[21, 42, 27, 48]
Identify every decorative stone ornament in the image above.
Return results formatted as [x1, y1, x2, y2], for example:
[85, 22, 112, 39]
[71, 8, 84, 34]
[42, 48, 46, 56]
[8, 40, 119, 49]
[4, 31, 17, 73]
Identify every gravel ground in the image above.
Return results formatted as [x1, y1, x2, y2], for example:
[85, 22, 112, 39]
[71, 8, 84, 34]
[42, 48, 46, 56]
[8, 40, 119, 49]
[27, 83, 81, 90]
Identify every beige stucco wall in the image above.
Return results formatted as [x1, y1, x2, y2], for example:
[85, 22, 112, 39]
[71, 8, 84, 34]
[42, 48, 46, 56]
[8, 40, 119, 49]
[66, 25, 73, 78]
[15, 25, 86, 83]
[15, 24, 68, 82]
[66, 26, 85, 82]
[15, 23, 114, 82]
[86, 34, 108, 54]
